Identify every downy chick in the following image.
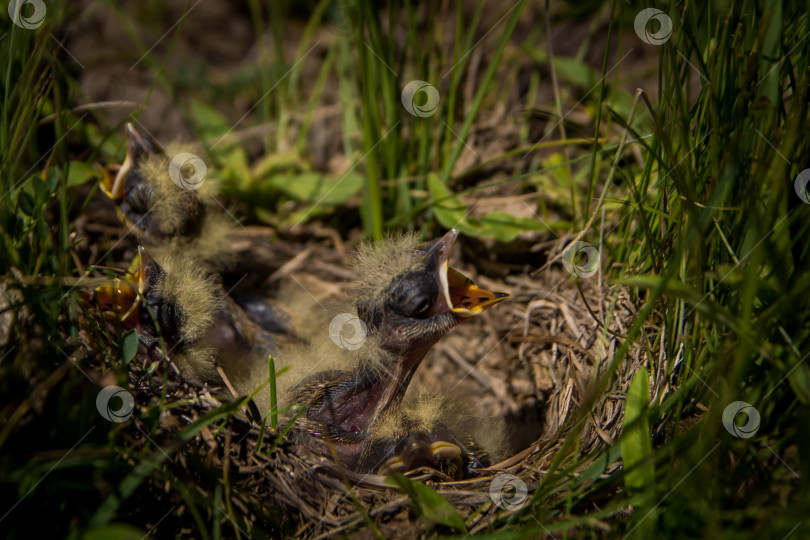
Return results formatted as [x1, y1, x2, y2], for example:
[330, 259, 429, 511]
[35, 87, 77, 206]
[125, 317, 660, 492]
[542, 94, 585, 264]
[99, 122, 231, 266]
[86, 246, 288, 402]
[100, 230, 509, 475]
[288, 229, 509, 472]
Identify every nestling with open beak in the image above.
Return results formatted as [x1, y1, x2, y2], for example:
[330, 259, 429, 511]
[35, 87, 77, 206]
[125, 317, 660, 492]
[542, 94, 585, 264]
[99, 123, 232, 265]
[85, 246, 294, 399]
[289, 229, 509, 473]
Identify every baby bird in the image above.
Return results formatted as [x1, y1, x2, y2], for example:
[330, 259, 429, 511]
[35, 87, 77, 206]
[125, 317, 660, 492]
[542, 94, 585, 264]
[86, 245, 287, 398]
[288, 229, 509, 472]
[100, 123, 232, 265]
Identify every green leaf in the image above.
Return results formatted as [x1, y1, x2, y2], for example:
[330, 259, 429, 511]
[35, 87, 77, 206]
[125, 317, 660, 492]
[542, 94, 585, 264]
[520, 48, 601, 90]
[622, 367, 654, 495]
[581, 443, 622, 484]
[251, 152, 309, 178]
[119, 330, 138, 365]
[788, 362, 810, 404]
[266, 171, 364, 205]
[32, 175, 49, 200]
[411, 481, 466, 533]
[189, 99, 232, 142]
[188, 99, 253, 194]
[428, 173, 549, 241]
[216, 145, 251, 191]
[428, 172, 468, 226]
[386, 473, 466, 533]
[67, 161, 100, 187]
[553, 56, 599, 89]
[476, 211, 551, 242]
[17, 191, 36, 216]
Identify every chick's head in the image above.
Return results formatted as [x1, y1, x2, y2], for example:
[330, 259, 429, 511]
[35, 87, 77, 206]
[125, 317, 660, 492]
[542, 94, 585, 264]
[354, 229, 509, 363]
[100, 123, 218, 243]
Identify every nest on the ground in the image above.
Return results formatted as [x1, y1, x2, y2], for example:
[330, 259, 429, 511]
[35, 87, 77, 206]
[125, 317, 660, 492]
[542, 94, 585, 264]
[80, 221, 667, 538]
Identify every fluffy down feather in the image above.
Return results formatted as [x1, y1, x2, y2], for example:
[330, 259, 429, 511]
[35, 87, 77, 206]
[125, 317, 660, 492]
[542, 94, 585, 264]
[272, 301, 398, 400]
[150, 254, 222, 343]
[136, 142, 220, 226]
[129, 141, 233, 266]
[152, 210, 235, 270]
[352, 232, 424, 310]
[371, 391, 507, 464]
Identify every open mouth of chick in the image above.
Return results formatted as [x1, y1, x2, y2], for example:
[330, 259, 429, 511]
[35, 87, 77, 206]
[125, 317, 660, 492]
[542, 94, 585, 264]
[99, 123, 153, 201]
[435, 230, 510, 317]
[440, 264, 510, 316]
[90, 247, 149, 327]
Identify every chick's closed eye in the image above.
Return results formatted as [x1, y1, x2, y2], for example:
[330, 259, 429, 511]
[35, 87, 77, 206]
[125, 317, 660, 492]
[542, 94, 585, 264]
[391, 275, 437, 317]
[124, 182, 151, 214]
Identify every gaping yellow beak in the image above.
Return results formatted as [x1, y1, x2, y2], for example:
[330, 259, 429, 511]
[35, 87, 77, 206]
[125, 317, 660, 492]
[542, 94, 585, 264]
[377, 437, 464, 479]
[97, 163, 122, 200]
[441, 264, 510, 317]
[89, 247, 149, 324]
[432, 229, 510, 318]
[98, 123, 153, 201]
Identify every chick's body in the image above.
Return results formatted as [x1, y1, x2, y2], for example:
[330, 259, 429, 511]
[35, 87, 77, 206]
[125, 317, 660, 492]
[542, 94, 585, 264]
[284, 230, 509, 472]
